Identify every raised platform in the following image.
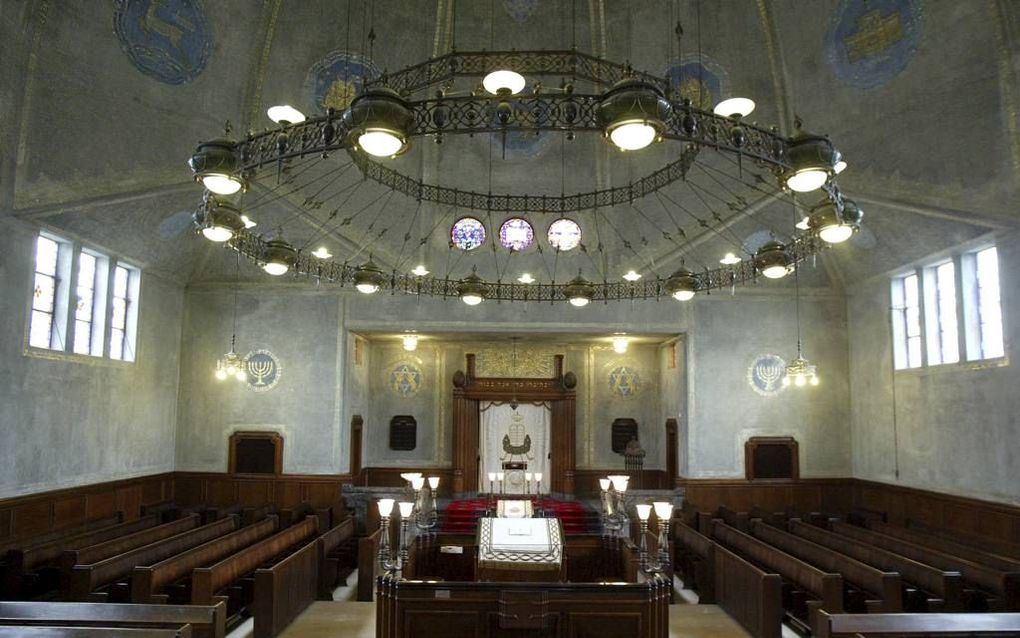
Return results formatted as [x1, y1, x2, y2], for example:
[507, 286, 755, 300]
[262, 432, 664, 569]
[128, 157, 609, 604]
[441, 497, 600, 534]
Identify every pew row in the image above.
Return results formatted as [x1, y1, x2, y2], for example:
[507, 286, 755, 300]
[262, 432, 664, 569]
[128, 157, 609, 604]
[130, 516, 279, 604]
[69, 516, 239, 602]
[711, 519, 843, 635]
[788, 518, 964, 611]
[0, 626, 191, 637]
[357, 526, 382, 602]
[830, 519, 1020, 610]
[252, 536, 318, 638]
[0, 601, 225, 638]
[673, 521, 715, 602]
[0, 515, 123, 556]
[866, 519, 1020, 573]
[62, 516, 202, 581]
[906, 519, 1020, 562]
[713, 543, 782, 638]
[814, 609, 1020, 637]
[749, 519, 903, 612]
[316, 518, 355, 600]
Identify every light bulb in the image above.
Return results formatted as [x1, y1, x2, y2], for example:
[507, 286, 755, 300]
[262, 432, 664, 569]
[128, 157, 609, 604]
[761, 265, 789, 279]
[215, 368, 228, 381]
[356, 282, 380, 294]
[623, 270, 642, 281]
[720, 253, 742, 265]
[263, 261, 289, 276]
[235, 369, 247, 381]
[819, 224, 854, 244]
[411, 264, 429, 276]
[241, 215, 257, 229]
[795, 216, 811, 231]
[636, 504, 652, 521]
[672, 289, 695, 301]
[609, 121, 657, 151]
[810, 375, 820, 386]
[267, 105, 306, 124]
[834, 159, 847, 174]
[795, 374, 806, 387]
[782, 376, 791, 386]
[225, 362, 238, 376]
[534, 473, 542, 482]
[311, 246, 333, 259]
[377, 498, 395, 517]
[201, 173, 243, 195]
[358, 130, 404, 157]
[569, 296, 590, 307]
[518, 273, 535, 284]
[613, 336, 628, 354]
[786, 168, 828, 193]
[461, 293, 483, 306]
[488, 473, 496, 482]
[201, 225, 234, 242]
[402, 334, 418, 351]
[482, 69, 526, 95]
[713, 97, 755, 118]
[495, 472, 505, 482]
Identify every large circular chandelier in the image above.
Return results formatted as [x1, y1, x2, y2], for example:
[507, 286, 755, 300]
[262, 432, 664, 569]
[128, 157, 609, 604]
[188, 48, 860, 306]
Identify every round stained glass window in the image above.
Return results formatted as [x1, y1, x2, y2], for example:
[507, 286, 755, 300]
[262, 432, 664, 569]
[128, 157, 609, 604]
[451, 217, 486, 251]
[547, 218, 582, 251]
[499, 218, 535, 251]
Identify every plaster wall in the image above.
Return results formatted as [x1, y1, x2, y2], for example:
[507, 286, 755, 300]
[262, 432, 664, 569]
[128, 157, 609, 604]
[176, 281, 850, 480]
[0, 217, 183, 498]
[847, 233, 1020, 505]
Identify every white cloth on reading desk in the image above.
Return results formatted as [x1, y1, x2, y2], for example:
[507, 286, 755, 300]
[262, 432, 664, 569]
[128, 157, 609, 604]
[478, 517, 562, 570]
[496, 499, 534, 519]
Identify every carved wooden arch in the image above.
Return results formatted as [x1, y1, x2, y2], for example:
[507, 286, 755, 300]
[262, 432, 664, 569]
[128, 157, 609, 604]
[451, 353, 577, 496]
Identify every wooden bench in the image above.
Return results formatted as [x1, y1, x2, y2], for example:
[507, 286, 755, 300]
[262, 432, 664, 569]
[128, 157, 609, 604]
[0, 515, 122, 556]
[241, 505, 276, 527]
[190, 516, 319, 608]
[69, 517, 238, 602]
[831, 520, 1020, 610]
[713, 543, 782, 638]
[907, 519, 1020, 562]
[0, 601, 225, 638]
[131, 516, 279, 604]
[62, 515, 201, 582]
[867, 519, 1020, 573]
[357, 526, 383, 602]
[279, 504, 331, 533]
[253, 536, 319, 638]
[316, 518, 355, 600]
[750, 519, 903, 612]
[0, 626, 191, 637]
[141, 501, 182, 525]
[5, 515, 161, 598]
[718, 506, 750, 532]
[788, 518, 963, 612]
[712, 519, 843, 635]
[814, 609, 1020, 637]
[673, 521, 715, 602]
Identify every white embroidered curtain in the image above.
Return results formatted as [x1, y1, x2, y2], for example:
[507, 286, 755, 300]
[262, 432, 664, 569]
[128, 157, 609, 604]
[479, 401, 551, 495]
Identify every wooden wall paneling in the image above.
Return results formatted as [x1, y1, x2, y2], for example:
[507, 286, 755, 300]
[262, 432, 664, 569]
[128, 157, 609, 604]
[85, 490, 118, 521]
[275, 480, 303, 509]
[208, 479, 238, 506]
[115, 485, 142, 521]
[0, 510, 11, 539]
[236, 480, 271, 506]
[52, 497, 86, 528]
[173, 475, 206, 507]
[12, 501, 53, 537]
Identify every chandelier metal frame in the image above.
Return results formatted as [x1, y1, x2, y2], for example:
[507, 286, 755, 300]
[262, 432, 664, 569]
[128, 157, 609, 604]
[191, 48, 853, 304]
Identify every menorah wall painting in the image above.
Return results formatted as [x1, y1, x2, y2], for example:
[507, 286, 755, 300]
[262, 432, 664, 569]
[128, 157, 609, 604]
[748, 354, 787, 397]
[243, 349, 282, 393]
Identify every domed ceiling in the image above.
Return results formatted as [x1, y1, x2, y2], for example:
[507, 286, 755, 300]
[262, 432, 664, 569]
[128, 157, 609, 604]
[2, 0, 1018, 290]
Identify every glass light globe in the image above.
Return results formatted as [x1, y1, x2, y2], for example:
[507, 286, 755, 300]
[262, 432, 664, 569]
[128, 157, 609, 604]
[782, 376, 791, 386]
[635, 504, 652, 521]
[819, 223, 854, 244]
[518, 273, 535, 284]
[672, 289, 695, 301]
[599, 478, 611, 491]
[267, 104, 306, 124]
[215, 368, 228, 381]
[411, 264, 429, 276]
[241, 215, 257, 229]
[461, 293, 483, 306]
[613, 336, 628, 354]
[311, 246, 332, 259]
[377, 498, 395, 517]
[653, 501, 674, 520]
[713, 97, 755, 118]
[609, 121, 657, 151]
[201, 173, 243, 195]
[482, 69, 526, 95]
[402, 334, 418, 351]
[263, 261, 289, 276]
[795, 374, 806, 387]
[810, 375, 820, 386]
[623, 270, 642, 281]
[428, 476, 440, 489]
[720, 252, 742, 265]
[201, 225, 234, 242]
[569, 296, 590, 307]
[761, 265, 789, 279]
[834, 159, 847, 174]
[235, 369, 247, 381]
[795, 216, 812, 231]
[398, 502, 414, 518]
[356, 282, 379, 294]
[786, 168, 828, 193]
[411, 476, 425, 491]
[358, 130, 404, 157]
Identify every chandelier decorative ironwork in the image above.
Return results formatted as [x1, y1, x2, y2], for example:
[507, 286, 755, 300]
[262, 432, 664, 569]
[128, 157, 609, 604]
[188, 45, 861, 306]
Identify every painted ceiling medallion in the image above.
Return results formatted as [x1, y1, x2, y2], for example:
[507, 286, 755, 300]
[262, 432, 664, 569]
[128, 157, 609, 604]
[826, 0, 922, 89]
[114, 0, 211, 85]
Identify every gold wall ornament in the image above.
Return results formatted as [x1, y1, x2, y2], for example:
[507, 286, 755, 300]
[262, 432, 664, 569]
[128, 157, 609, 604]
[474, 346, 559, 378]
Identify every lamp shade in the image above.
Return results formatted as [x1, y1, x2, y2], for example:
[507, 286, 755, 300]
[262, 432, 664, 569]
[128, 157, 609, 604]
[197, 200, 245, 243]
[756, 241, 791, 279]
[456, 269, 489, 306]
[354, 260, 385, 294]
[344, 86, 412, 157]
[262, 239, 297, 276]
[398, 502, 414, 518]
[488, 472, 496, 482]
[189, 137, 243, 195]
[377, 498, 395, 517]
[534, 472, 543, 482]
[653, 501, 674, 520]
[483, 69, 526, 95]
[564, 273, 595, 307]
[599, 478, 611, 491]
[783, 127, 841, 193]
[666, 267, 698, 301]
[636, 504, 652, 521]
[597, 78, 671, 151]
[428, 476, 440, 489]
[411, 476, 426, 491]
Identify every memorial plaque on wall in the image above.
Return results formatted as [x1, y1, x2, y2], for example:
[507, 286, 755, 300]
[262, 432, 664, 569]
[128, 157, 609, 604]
[611, 418, 639, 454]
[389, 415, 417, 451]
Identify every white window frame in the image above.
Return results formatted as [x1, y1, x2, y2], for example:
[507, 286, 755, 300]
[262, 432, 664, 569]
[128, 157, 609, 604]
[962, 245, 1006, 362]
[28, 232, 72, 351]
[891, 272, 923, 370]
[923, 259, 960, 366]
[109, 263, 141, 362]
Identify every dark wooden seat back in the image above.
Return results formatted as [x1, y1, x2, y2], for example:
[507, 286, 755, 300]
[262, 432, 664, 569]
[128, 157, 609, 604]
[0, 601, 225, 638]
[62, 515, 201, 574]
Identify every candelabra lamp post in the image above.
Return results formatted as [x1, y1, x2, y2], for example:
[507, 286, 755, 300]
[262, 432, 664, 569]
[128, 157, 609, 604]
[635, 501, 675, 574]
[414, 476, 440, 532]
[376, 499, 400, 574]
[600, 475, 630, 536]
[486, 472, 497, 516]
[398, 501, 414, 570]
[534, 472, 544, 516]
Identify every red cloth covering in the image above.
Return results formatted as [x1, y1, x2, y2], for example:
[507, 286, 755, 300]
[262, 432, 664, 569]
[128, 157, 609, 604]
[441, 497, 598, 534]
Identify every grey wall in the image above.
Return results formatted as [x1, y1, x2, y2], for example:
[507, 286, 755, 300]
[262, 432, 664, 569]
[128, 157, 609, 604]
[175, 280, 851, 480]
[0, 217, 183, 498]
[847, 233, 1020, 505]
